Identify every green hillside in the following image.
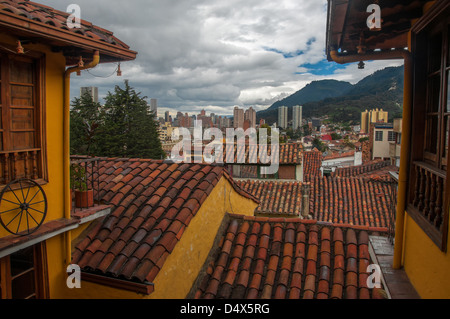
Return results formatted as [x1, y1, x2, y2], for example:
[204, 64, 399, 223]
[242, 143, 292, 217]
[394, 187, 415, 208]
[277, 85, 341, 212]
[257, 66, 404, 125]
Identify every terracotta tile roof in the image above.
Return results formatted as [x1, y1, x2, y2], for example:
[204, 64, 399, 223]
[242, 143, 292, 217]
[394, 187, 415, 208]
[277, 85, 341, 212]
[235, 180, 306, 216]
[323, 150, 355, 161]
[72, 159, 257, 286]
[0, 0, 137, 63]
[193, 215, 388, 299]
[303, 149, 323, 177]
[191, 142, 302, 165]
[307, 176, 395, 228]
[332, 160, 397, 178]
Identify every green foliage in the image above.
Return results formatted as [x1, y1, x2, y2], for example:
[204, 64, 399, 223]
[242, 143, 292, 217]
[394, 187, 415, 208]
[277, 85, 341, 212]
[268, 80, 353, 111]
[285, 127, 303, 140]
[70, 92, 102, 155]
[359, 137, 369, 143]
[70, 81, 165, 159]
[331, 133, 342, 140]
[70, 164, 87, 191]
[312, 138, 328, 152]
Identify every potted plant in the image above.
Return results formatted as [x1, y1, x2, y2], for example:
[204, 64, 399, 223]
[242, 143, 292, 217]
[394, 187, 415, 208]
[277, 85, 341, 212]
[70, 164, 94, 208]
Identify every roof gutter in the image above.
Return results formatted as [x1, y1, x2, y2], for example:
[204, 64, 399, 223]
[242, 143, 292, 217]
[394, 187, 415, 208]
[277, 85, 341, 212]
[329, 48, 412, 269]
[63, 50, 100, 266]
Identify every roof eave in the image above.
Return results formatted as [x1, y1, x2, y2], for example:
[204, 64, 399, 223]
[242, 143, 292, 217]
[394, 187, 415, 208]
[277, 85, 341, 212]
[0, 11, 137, 63]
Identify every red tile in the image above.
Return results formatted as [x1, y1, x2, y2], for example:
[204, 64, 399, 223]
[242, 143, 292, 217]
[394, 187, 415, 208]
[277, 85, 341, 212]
[330, 284, 343, 299]
[289, 287, 301, 299]
[345, 286, 358, 299]
[306, 260, 317, 276]
[290, 272, 302, 289]
[274, 285, 287, 299]
[303, 275, 316, 294]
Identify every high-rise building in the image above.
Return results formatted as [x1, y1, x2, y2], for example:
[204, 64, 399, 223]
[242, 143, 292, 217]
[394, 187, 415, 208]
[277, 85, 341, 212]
[361, 108, 388, 134]
[165, 111, 171, 123]
[233, 106, 244, 129]
[80, 86, 98, 103]
[244, 107, 256, 129]
[278, 106, 288, 129]
[150, 98, 158, 117]
[292, 105, 303, 130]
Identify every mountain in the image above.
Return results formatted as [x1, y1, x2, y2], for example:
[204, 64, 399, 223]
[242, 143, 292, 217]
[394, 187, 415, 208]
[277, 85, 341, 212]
[268, 80, 353, 110]
[257, 66, 404, 124]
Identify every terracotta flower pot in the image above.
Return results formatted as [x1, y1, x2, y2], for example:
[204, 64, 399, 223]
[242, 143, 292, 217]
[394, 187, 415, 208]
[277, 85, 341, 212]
[75, 189, 94, 208]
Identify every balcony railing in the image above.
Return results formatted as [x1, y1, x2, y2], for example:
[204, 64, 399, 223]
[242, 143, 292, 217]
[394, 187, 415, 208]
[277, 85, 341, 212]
[409, 161, 448, 250]
[0, 149, 42, 185]
[70, 156, 101, 210]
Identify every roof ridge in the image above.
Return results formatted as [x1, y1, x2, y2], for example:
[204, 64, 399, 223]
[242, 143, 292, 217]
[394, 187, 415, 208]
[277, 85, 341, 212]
[226, 213, 389, 233]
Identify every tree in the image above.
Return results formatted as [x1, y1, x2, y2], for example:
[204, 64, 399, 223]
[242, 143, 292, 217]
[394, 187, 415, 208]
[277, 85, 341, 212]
[70, 92, 102, 155]
[331, 133, 342, 140]
[70, 81, 165, 159]
[312, 138, 328, 152]
[97, 81, 165, 159]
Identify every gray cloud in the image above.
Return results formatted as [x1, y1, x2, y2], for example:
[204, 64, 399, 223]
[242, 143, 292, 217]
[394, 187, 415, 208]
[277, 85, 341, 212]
[40, 0, 400, 118]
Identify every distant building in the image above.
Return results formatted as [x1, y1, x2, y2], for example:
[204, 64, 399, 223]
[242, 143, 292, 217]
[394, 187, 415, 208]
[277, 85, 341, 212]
[370, 122, 395, 160]
[278, 106, 288, 129]
[311, 118, 321, 131]
[150, 98, 158, 116]
[244, 107, 256, 129]
[233, 106, 244, 129]
[165, 111, 171, 123]
[389, 118, 402, 167]
[292, 105, 303, 130]
[361, 108, 388, 134]
[80, 86, 98, 103]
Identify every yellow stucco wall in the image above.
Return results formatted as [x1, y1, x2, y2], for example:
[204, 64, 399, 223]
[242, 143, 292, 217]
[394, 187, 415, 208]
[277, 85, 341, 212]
[0, 34, 68, 298]
[63, 175, 258, 299]
[403, 213, 450, 298]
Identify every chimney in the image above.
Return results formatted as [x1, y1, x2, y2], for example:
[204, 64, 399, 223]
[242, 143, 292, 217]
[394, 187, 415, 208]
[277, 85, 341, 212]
[301, 182, 310, 218]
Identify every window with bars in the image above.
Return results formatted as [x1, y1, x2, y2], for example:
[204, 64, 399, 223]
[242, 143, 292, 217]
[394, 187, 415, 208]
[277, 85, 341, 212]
[388, 131, 396, 142]
[0, 51, 46, 185]
[375, 131, 383, 141]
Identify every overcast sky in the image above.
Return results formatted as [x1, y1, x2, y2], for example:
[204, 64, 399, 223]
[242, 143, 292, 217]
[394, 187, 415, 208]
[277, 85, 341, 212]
[40, 0, 403, 117]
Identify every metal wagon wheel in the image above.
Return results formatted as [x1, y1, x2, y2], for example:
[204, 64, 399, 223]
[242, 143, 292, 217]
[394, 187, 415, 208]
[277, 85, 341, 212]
[0, 178, 47, 236]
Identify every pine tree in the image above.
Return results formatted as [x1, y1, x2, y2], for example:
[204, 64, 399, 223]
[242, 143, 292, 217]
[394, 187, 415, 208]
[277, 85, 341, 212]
[96, 81, 165, 159]
[70, 92, 102, 155]
[70, 81, 165, 159]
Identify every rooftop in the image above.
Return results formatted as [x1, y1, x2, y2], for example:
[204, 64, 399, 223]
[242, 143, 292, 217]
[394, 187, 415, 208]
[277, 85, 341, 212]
[303, 149, 323, 177]
[308, 175, 395, 229]
[0, 0, 137, 63]
[72, 159, 257, 288]
[235, 180, 308, 217]
[192, 214, 389, 299]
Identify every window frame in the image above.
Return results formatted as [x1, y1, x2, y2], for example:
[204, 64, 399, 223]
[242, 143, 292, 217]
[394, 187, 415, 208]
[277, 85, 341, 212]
[375, 130, 383, 141]
[408, 3, 450, 251]
[0, 242, 49, 299]
[388, 131, 396, 142]
[0, 46, 48, 188]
